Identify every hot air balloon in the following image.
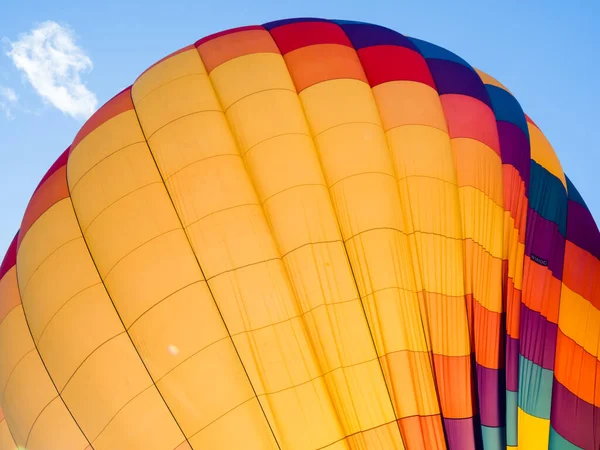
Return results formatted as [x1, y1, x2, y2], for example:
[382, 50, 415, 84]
[0, 17, 598, 450]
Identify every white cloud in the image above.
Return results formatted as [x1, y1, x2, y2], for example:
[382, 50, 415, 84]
[6, 21, 97, 120]
[0, 85, 18, 119]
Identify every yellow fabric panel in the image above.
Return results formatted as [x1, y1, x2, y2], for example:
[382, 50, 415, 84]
[315, 123, 393, 187]
[0, 418, 17, 450]
[528, 123, 567, 188]
[452, 138, 504, 208]
[463, 240, 503, 314]
[36, 282, 123, 391]
[387, 125, 455, 184]
[517, 408, 550, 450]
[209, 53, 295, 110]
[558, 284, 600, 354]
[372, 81, 448, 132]
[2, 351, 56, 445]
[127, 281, 226, 380]
[0, 305, 34, 396]
[68, 110, 145, 187]
[226, 89, 308, 152]
[102, 230, 203, 327]
[69, 142, 160, 230]
[458, 187, 505, 259]
[91, 387, 185, 450]
[133, 49, 207, 101]
[396, 177, 461, 238]
[188, 399, 279, 450]
[245, 134, 324, 202]
[300, 79, 382, 136]
[135, 74, 221, 138]
[156, 338, 257, 436]
[16, 199, 81, 288]
[80, 182, 180, 278]
[26, 397, 89, 450]
[60, 333, 153, 440]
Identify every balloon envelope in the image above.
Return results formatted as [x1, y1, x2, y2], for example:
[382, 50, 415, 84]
[0, 17, 598, 450]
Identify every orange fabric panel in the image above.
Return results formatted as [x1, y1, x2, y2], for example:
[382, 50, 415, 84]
[471, 298, 502, 369]
[197, 29, 280, 73]
[284, 44, 367, 92]
[441, 94, 500, 156]
[71, 87, 134, 150]
[554, 329, 597, 406]
[563, 241, 600, 307]
[19, 166, 69, 244]
[398, 415, 446, 450]
[432, 354, 473, 419]
[522, 258, 561, 323]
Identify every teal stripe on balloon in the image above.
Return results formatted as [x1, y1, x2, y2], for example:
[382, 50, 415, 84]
[506, 390, 518, 446]
[549, 426, 583, 450]
[518, 355, 553, 420]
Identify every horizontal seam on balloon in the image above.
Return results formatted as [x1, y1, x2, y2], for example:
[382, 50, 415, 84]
[59, 331, 126, 394]
[69, 140, 147, 193]
[165, 153, 240, 181]
[329, 170, 395, 189]
[262, 182, 328, 205]
[1, 348, 36, 397]
[134, 72, 208, 104]
[20, 236, 84, 293]
[102, 228, 181, 280]
[206, 50, 283, 75]
[17, 198, 79, 259]
[81, 181, 165, 234]
[126, 279, 205, 329]
[450, 135, 502, 157]
[206, 257, 282, 281]
[146, 109, 223, 140]
[515, 405, 551, 422]
[90, 383, 153, 444]
[186, 397, 256, 441]
[0, 302, 22, 328]
[24, 394, 57, 446]
[314, 418, 399, 450]
[296, 76, 370, 97]
[396, 174, 458, 187]
[384, 121, 448, 135]
[555, 323, 599, 361]
[223, 87, 296, 113]
[280, 238, 343, 259]
[35, 282, 104, 346]
[313, 120, 381, 139]
[243, 131, 311, 156]
[183, 202, 260, 230]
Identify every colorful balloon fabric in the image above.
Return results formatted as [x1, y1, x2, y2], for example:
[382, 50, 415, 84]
[0, 17, 598, 450]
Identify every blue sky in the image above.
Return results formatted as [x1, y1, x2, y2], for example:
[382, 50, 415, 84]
[0, 0, 598, 256]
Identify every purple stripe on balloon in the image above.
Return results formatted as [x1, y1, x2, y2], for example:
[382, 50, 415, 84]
[525, 208, 565, 279]
[519, 304, 557, 370]
[567, 199, 600, 260]
[551, 378, 600, 450]
[338, 23, 418, 51]
[476, 364, 503, 427]
[427, 59, 492, 108]
[443, 417, 477, 450]
[497, 121, 530, 188]
[505, 335, 519, 392]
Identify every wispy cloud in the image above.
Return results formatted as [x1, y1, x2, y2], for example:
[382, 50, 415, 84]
[0, 86, 18, 119]
[6, 21, 97, 120]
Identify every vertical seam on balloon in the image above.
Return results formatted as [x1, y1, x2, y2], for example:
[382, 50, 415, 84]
[265, 20, 410, 449]
[13, 204, 95, 448]
[129, 56, 282, 449]
[65, 119, 193, 448]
